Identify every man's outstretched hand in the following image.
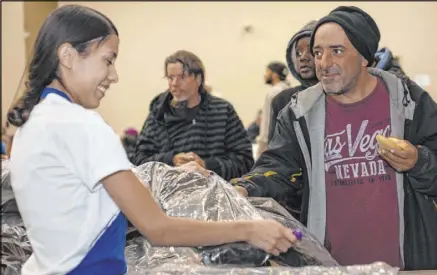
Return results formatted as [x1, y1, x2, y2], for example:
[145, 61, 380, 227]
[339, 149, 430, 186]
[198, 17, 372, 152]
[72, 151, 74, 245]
[177, 161, 210, 177]
[173, 152, 205, 168]
[235, 185, 248, 197]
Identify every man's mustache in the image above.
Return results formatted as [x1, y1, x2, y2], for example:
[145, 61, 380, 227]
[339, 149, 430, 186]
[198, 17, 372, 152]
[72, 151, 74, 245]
[320, 66, 341, 76]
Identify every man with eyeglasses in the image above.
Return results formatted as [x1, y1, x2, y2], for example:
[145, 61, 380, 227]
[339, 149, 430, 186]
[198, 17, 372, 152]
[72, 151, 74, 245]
[133, 50, 254, 181]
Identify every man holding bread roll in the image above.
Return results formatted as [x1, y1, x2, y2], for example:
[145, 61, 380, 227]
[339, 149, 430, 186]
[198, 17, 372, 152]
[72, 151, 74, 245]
[375, 135, 417, 172]
[232, 6, 437, 270]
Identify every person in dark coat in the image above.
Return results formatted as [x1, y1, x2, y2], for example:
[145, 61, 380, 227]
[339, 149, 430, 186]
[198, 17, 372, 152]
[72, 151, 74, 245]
[233, 6, 437, 270]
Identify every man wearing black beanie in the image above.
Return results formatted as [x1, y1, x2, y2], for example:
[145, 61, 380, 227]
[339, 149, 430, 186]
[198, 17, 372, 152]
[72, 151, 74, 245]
[233, 6, 437, 270]
[310, 6, 381, 69]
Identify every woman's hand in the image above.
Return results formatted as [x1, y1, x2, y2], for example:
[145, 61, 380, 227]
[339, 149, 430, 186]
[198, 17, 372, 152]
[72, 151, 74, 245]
[244, 220, 297, 256]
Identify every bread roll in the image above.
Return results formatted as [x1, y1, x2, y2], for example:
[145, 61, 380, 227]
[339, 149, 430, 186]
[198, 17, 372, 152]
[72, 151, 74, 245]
[376, 135, 408, 151]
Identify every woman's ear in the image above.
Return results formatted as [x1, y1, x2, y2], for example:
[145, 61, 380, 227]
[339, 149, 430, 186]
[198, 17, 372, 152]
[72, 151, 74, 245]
[57, 43, 76, 69]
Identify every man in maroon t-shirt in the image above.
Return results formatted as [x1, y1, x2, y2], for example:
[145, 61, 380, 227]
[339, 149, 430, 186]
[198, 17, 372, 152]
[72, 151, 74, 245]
[311, 9, 416, 267]
[234, 6, 437, 270]
[324, 76, 401, 266]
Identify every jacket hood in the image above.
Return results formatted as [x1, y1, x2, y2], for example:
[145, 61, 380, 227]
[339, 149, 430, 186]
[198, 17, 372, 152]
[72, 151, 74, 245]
[285, 20, 318, 88]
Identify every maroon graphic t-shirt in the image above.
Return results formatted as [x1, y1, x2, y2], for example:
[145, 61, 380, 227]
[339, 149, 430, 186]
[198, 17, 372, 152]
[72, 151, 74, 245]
[324, 78, 401, 267]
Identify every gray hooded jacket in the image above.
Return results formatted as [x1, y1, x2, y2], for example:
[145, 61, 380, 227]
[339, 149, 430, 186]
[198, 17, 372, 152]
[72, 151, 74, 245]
[235, 68, 437, 270]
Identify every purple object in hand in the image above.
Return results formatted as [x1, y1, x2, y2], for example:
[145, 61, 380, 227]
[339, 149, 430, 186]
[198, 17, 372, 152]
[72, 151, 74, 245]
[293, 229, 303, 241]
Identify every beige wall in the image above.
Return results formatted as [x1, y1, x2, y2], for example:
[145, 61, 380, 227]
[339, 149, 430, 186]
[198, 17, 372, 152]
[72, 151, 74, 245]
[1, 2, 26, 127]
[24, 2, 59, 61]
[4, 2, 437, 133]
[1, 2, 57, 129]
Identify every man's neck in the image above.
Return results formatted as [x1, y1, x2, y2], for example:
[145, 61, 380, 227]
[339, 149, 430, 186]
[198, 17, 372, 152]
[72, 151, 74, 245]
[306, 78, 319, 87]
[329, 73, 378, 105]
[187, 93, 201, 108]
[271, 79, 281, 86]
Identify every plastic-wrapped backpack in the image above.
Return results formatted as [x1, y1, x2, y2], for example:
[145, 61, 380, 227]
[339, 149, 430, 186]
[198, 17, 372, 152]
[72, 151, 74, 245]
[125, 162, 398, 275]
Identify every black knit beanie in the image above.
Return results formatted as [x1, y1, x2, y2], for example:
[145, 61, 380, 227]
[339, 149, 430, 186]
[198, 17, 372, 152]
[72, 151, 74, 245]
[310, 6, 381, 67]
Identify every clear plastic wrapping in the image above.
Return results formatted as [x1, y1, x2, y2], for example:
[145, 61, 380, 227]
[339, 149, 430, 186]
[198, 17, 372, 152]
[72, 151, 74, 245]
[1, 160, 31, 275]
[126, 262, 398, 275]
[127, 162, 341, 273]
[1, 159, 14, 206]
[250, 197, 337, 266]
